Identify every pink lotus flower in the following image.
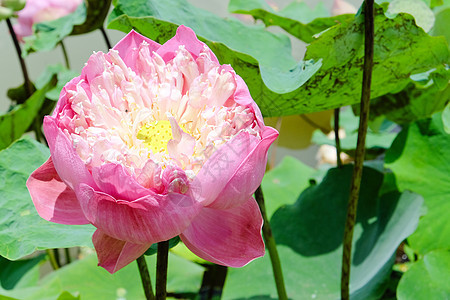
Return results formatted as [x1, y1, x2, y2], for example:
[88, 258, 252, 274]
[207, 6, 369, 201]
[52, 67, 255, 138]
[331, 0, 357, 16]
[13, 0, 82, 41]
[27, 26, 278, 273]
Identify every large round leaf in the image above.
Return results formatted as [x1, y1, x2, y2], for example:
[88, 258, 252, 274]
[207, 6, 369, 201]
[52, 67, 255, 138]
[385, 112, 450, 254]
[228, 0, 353, 43]
[108, 1, 448, 117]
[397, 250, 450, 299]
[261, 156, 316, 218]
[222, 166, 423, 299]
[0, 139, 95, 260]
[0, 252, 204, 299]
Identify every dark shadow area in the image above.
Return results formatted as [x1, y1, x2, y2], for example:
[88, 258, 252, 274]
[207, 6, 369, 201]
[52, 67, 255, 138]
[384, 126, 408, 164]
[0, 254, 45, 289]
[270, 165, 383, 257]
[197, 264, 228, 300]
[353, 191, 399, 265]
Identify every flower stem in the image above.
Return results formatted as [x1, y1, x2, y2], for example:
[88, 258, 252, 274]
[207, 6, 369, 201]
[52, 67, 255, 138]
[334, 108, 343, 168]
[255, 186, 288, 300]
[5, 18, 33, 97]
[340, 1, 374, 299]
[137, 255, 156, 300]
[59, 41, 70, 69]
[46, 249, 60, 270]
[156, 240, 169, 300]
[100, 27, 112, 50]
[64, 248, 72, 264]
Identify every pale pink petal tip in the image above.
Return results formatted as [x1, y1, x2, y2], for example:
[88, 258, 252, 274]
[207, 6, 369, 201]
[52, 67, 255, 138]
[332, 0, 357, 15]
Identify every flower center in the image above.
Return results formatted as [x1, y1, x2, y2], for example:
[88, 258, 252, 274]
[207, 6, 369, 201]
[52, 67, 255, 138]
[137, 120, 173, 154]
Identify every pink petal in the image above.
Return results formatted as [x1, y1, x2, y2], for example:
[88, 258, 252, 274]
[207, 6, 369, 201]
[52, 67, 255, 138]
[51, 76, 82, 119]
[80, 51, 109, 84]
[206, 126, 278, 210]
[156, 25, 219, 63]
[192, 132, 255, 206]
[168, 116, 195, 162]
[93, 229, 151, 274]
[76, 184, 202, 244]
[92, 163, 151, 201]
[180, 197, 265, 267]
[332, 0, 357, 16]
[43, 117, 96, 191]
[137, 159, 164, 192]
[193, 128, 278, 210]
[234, 75, 265, 126]
[113, 29, 161, 72]
[26, 157, 89, 225]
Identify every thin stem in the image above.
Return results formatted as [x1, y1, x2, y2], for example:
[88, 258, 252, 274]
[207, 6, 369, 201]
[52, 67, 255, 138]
[255, 186, 288, 300]
[46, 249, 60, 270]
[64, 248, 72, 264]
[340, 1, 374, 299]
[53, 248, 61, 267]
[100, 27, 112, 50]
[156, 241, 169, 300]
[137, 255, 156, 300]
[334, 108, 343, 168]
[5, 18, 33, 97]
[59, 41, 70, 69]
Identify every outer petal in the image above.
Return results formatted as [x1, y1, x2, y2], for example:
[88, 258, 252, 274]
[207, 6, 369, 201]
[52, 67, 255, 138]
[192, 132, 256, 207]
[194, 128, 278, 210]
[76, 184, 202, 244]
[43, 117, 95, 191]
[26, 157, 89, 225]
[206, 126, 278, 210]
[156, 25, 219, 63]
[113, 30, 161, 72]
[234, 75, 265, 126]
[180, 197, 265, 267]
[93, 229, 151, 274]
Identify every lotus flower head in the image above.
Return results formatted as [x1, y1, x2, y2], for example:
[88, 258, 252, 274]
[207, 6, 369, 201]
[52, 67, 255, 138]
[13, 0, 82, 41]
[27, 26, 278, 273]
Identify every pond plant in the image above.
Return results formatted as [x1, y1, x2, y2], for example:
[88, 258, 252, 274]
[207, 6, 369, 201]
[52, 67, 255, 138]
[0, 0, 449, 299]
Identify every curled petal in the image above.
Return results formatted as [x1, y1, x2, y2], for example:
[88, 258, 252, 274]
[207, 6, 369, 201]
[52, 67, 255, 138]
[43, 117, 95, 191]
[76, 184, 202, 244]
[206, 126, 278, 210]
[193, 132, 255, 206]
[193, 128, 278, 210]
[93, 229, 151, 274]
[180, 197, 265, 267]
[168, 116, 196, 163]
[92, 163, 151, 201]
[137, 159, 164, 192]
[26, 157, 89, 225]
[234, 75, 265, 124]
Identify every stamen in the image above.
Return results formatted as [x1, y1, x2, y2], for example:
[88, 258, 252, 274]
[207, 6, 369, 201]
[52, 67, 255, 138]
[137, 120, 173, 154]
